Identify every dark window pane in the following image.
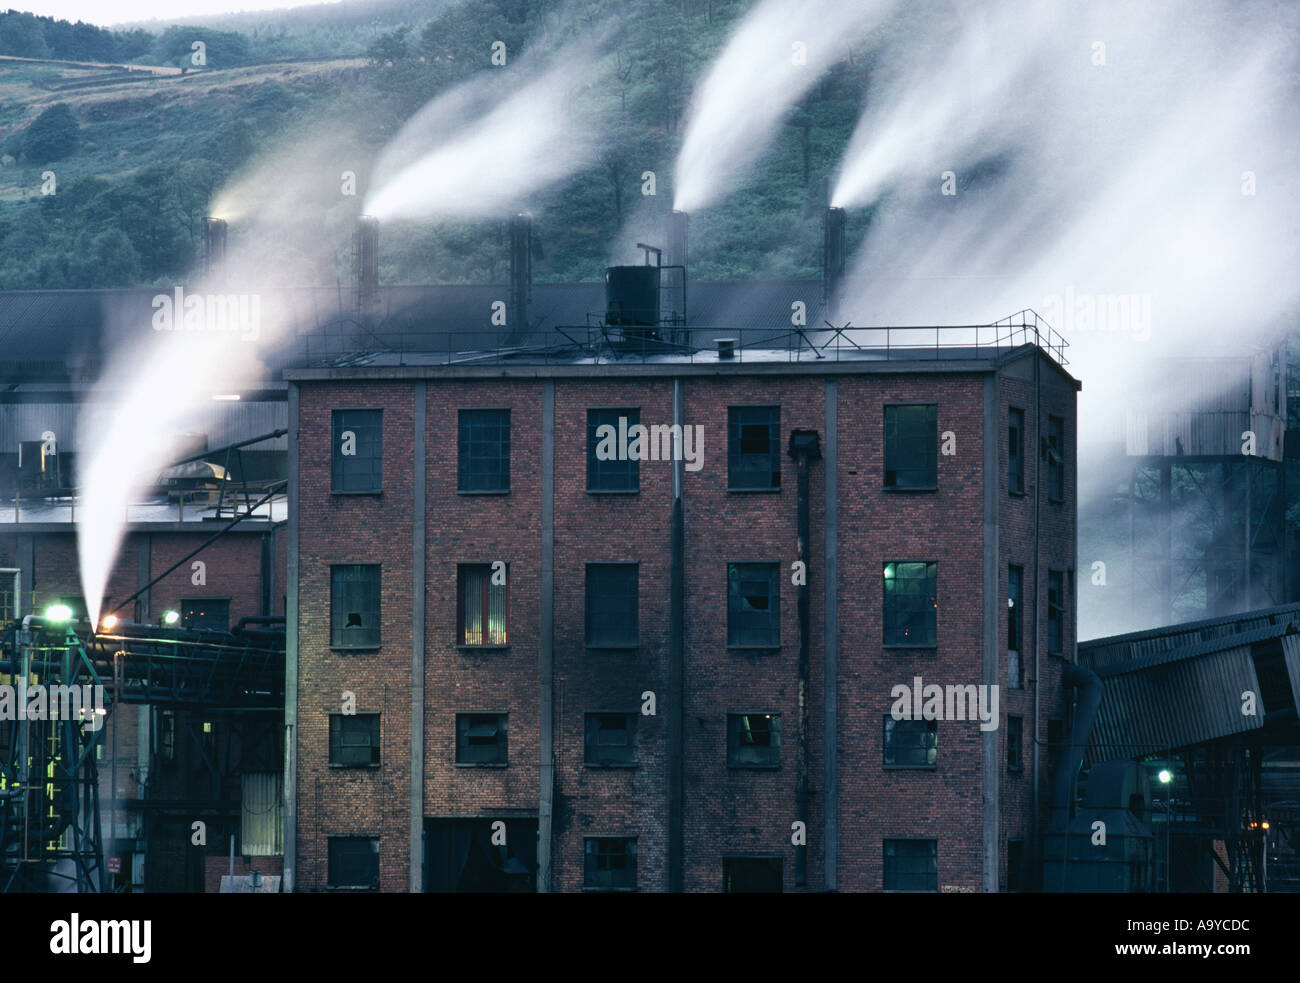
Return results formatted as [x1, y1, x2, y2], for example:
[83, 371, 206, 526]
[728, 406, 780, 489]
[330, 713, 381, 766]
[883, 838, 937, 892]
[1007, 716, 1023, 771]
[586, 563, 638, 646]
[588, 408, 640, 492]
[332, 409, 382, 493]
[331, 564, 380, 648]
[1048, 570, 1063, 653]
[584, 837, 636, 890]
[723, 857, 783, 893]
[327, 836, 378, 889]
[884, 404, 937, 488]
[458, 409, 510, 492]
[584, 712, 638, 766]
[458, 564, 508, 645]
[727, 563, 780, 646]
[728, 713, 781, 767]
[181, 598, 229, 631]
[883, 716, 937, 768]
[883, 561, 937, 646]
[1047, 415, 1065, 501]
[1009, 407, 1024, 494]
[456, 712, 507, 765]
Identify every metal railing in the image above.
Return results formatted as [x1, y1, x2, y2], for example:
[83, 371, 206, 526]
[287, 308, 1069, 369]
[0, 483, 286, 524]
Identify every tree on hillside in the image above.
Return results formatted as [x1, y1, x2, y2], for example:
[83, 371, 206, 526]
[23, 103, 79, 162]
[0, 11, 51, 58]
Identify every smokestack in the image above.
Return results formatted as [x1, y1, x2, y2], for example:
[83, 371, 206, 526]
[508, 213, 532, 340]
[202, 217, 227, 279]
[664, 210, 688, 341]
[823, 206, 846, 323]
[355, 215, 379, 322]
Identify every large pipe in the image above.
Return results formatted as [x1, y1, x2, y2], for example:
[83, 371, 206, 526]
[823, 207, 846, 323]
[1048, 663, 1103, 829]
[665, 210, 688, 341]
[789, 428, 821, 888]
[508, 213, 532, 340]
[202, 217, 227, 279]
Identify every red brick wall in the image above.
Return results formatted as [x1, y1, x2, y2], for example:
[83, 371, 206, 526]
[203, 855, 284, 893]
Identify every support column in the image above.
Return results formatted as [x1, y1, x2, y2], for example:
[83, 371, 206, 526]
[410, 381, 426, 891]
[538, 380, 555, 891]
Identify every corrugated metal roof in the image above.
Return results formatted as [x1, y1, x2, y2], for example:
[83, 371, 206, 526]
[1078, 602, 1300, 669]
[1086, 645, 1264, 763]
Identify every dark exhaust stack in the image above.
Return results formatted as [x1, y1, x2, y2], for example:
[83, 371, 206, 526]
[605, 263, 661, 342]
[508, 213, 532, 340]
[202, 217, 227, 278]
[823, 206, 846, 323]
[355, 215, 380, 322]
[663, 210, 688, 342]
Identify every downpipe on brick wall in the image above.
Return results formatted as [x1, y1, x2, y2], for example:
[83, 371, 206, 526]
[790, 429, 822, 888]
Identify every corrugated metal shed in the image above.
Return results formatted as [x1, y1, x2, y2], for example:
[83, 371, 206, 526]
[1078, 602, 1300, 670]
[240, 771, 283, 857]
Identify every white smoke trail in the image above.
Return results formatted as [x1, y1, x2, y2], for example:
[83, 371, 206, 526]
[673, 0, 896, 213]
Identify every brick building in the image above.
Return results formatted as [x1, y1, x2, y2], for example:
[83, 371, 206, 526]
[284, 326, 1080, 892]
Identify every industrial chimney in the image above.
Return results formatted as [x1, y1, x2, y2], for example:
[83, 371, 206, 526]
[202, 217, 227, 279]
[508, 213, 532, 341]
[823, 206, 846, 324]
[355, 215, 380, 323]
[663, 210, 688, 341]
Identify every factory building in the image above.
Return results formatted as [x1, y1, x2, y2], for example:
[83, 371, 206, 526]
[282, 279, 1080, 891]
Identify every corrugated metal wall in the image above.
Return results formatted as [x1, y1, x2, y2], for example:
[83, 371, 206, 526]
[240, 771, 284, 857]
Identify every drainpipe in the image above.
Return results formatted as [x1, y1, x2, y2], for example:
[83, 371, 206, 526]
[1030, 348, 1041, 881]
[789, 429, 821, 888]
[668, 379, 685, 891]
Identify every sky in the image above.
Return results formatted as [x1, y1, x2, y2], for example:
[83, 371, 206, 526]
[14, 0, 346, 27]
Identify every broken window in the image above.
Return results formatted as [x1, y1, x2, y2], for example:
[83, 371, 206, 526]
[458, 408, 510, 492]
[1048, 570, 1064, 653]
[329, 712, 380, 767]
[327, 836, 379, 890]
[1008, 564, 1023, 687]
[584, 837, 636, 890]
[584, 712, 638, 766]
[331, 564, 380, 649]
[588, 407, 640, 492]
[728, 405, 780, 489]
[884, 716, 937, 768]
[456, 713, 507, 766]
[458, 564, 508, 646]
[728, 562, 780, 647]
[1009, 407, 1025, 494]
[1046, 415, 1065, 501]
[585, 563, 638, 647]
[332, 408, 382, 493]
[884, 404, 937, 489]
[883, 561, 937, 647]
[728, 713, 781, 768]
[883, 838, 937, 892]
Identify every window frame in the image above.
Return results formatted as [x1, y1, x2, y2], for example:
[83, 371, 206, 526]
[1046, 414, 1065, 503]
[329, 563, 381, 650]
[883, 837, 938, 893]
[457, 407, 511, 494]
[1008, 406, 1025, 496]
[583, 836, 637, 892]
[883, 403, 938, 491]
[726, 562, 781, 649]
[328, 711, 381, 768]
[1047, 569, 1064, 654]
[727, 405, 781, 492]
[456, 562, 509, 648]
[331, 407, 383, 495]
[584, 711, 639, 768]
[727, 712, 782, 769]
[1007, 715, 1023, 772]
[454, 711, 508, 767]
[587, 406, 641, 494]
[585, 562, 639, 649]
[883, 714, 938, 770]
[882, 561, 938, 648]
[326, 835, 379, 891]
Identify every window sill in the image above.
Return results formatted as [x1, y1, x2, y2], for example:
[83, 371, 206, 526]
[581, 886, 638, 893]
[1048, 497, 1064, 505]
[457, 489, 510, 496]
[331, 645, 382, 653]
[457, 644, 510, 653]
[328, 763, 381, 769]
[1007, 767, 1024, 774]
[585, 762, 639, 770]
[587, 489, 640, 496]
[727, 487, 781, 494]
[727, 645, 782, 653]
[324, 886, 379, 892]
[882, 644, 938, 651]
[1009, 489, 1026, 498]
[883, 764, 937, 771]
[331, 490, 382, 497]
[586, 644, 639, 652]
[883, 485, 938, 493]
[454, 762, 508, 768]
[727, 763, 780, 770]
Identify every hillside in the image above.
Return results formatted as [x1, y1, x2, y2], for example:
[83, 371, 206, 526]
[0, 0, 879, 290]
